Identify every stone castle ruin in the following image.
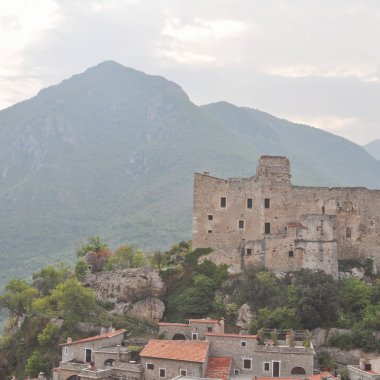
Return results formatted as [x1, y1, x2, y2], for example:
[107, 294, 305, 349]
[192, 156, 380, 278]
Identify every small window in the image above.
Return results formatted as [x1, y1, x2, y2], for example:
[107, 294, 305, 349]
[246, 248, 252, 256]
[64, 347, 68, 355]
[159, 368, 166, 378]
[192, 333, 198, 340]
[247, 198, 253, 209]
[147, 363, 154, 370]
[322, 206, 325, 214]
[264, 362, 270, 372]
[180, 369, 187, 376]
[239, 220, 245, 229]
[346, 227, 352, 238]
[265, 222, 271, 234]
[264, 198, 270, 209]
[207, 229, 212, 234]
[208, 214, 213, 221]
[243, 358, 252, 370]
[207, 327, 213, 332]
[288, 250, 294, 257]
[234, 369, 240, 375]
[220, 197, 227, 208]
[241, 341, 247, 347]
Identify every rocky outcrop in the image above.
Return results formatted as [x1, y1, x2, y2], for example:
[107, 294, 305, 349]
[236, 303, 252, 331]
[127, 297, 165, 322]
[84, 267, 166, 322]
[84, 267, 166, 303]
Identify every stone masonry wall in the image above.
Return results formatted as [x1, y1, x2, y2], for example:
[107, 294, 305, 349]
[193, 156, 380, 277]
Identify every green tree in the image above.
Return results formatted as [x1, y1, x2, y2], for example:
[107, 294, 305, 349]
[37, 323, 60, 349]
[0, 279, 38, 317]
[149, 250, 168, 270]
[33, 279, 97, 328]
[290, 270, 339, 329]
[105, 245, 146, 270]
[250, 307, 301, 333]
[340, 277, 371, 315]
[76, 235, 108, 258]
[75, 259, 88, 280]
[25, 350, 49, 378]
[32, 264, 70, 296]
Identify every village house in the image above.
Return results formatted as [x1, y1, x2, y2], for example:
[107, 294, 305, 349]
[52, 328, 143, 380]
[193, 155, 380, 278]
[347, 357, 380, 380]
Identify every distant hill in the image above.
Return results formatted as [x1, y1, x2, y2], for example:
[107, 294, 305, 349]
[0, 60, 379, 290]
[364, 139, 380, 160]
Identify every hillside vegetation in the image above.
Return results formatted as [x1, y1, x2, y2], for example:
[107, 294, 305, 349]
[1, 240, 379, 378]
[0, 61, 379, 290]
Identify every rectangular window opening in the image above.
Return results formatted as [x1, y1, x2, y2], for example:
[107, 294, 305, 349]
[180, 370, 187, 376]
[220, 197, 227, 208]
[239, 220, 245, 229]
[234, 369, 240, 375]
[246, 248, 252, 256]
[346, 227, 352, 238]
[207, 327, 213, 332]
[241, 341, 247, 347]
[243, 358, 252, 370]
[265, 222, 271, 234]
[288, 250, 294, 258]
[147, 363, 154, 370]
[207, 229, 212, 234]
[264, 198, 270, 209]
[264, 362, 270, 372]
[208, 214, 213, 221]
[192, 333, 198, 340]
[159, 368, 166, 378]
[247, 198, 253, 209]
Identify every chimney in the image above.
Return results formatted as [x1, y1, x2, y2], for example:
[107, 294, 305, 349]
[67, 337, 72, 343]
[203, 171, 210, 175]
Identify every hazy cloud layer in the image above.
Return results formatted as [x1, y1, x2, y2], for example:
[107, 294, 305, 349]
[1, 0, 379, 144]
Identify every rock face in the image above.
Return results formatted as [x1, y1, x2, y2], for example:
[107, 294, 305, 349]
[84, 267, 166, 322]
[236, 303, 252, 331]
[127, 297, 165, 322]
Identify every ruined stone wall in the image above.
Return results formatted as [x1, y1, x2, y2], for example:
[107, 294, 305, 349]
[193, 156, 380, 276]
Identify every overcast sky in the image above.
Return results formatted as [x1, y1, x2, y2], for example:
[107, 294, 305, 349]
[1, 0, 380, 145]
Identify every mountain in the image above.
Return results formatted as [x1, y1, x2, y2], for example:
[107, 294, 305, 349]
[0, 60, 379, 290]
[364, 139, 380, 160]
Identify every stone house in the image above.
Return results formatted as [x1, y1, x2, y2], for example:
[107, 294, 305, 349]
[158, 319, 225, 340]
[193, 155, 380, 278]
[348, 357, 380, 380]
[53, 328, 143, 380]
[140, 340, 210, 380]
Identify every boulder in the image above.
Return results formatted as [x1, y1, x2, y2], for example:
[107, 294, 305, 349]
[127, 297, 165, 322]
[84, 267, 166, 303]
[236, 303, 252, 331]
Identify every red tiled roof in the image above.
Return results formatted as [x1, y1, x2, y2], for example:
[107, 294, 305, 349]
[287, 222, 307, 229]
[189, 319, 220, 324]
[59, 329, 125, 346]
[206, 332, 257, 339]
[257, 371, 337, 380]
[140, 340, 210, 363]
[206, 357, 232, 380]
[158, 322, 189, 327]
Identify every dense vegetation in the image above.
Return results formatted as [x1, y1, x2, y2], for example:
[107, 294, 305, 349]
[1, 60, 380, 291]
[1, 237, 379, 378]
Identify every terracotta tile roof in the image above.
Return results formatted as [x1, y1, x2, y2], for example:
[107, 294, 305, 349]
[140, 340, 210, 363]
[205, 357, 232, 380]
[158, 322, 189, 327]
[257, 371, 338, 380]
[59, 329, 125, 346]
[206, 332, 257, 339]
[287, 222, 307, 229]
[189, 319, 220, 324]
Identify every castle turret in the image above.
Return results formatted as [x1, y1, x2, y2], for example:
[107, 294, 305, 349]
[256, 156, 291, 186]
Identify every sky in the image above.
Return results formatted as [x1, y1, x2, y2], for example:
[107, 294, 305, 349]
[1, 0, 380, 145]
